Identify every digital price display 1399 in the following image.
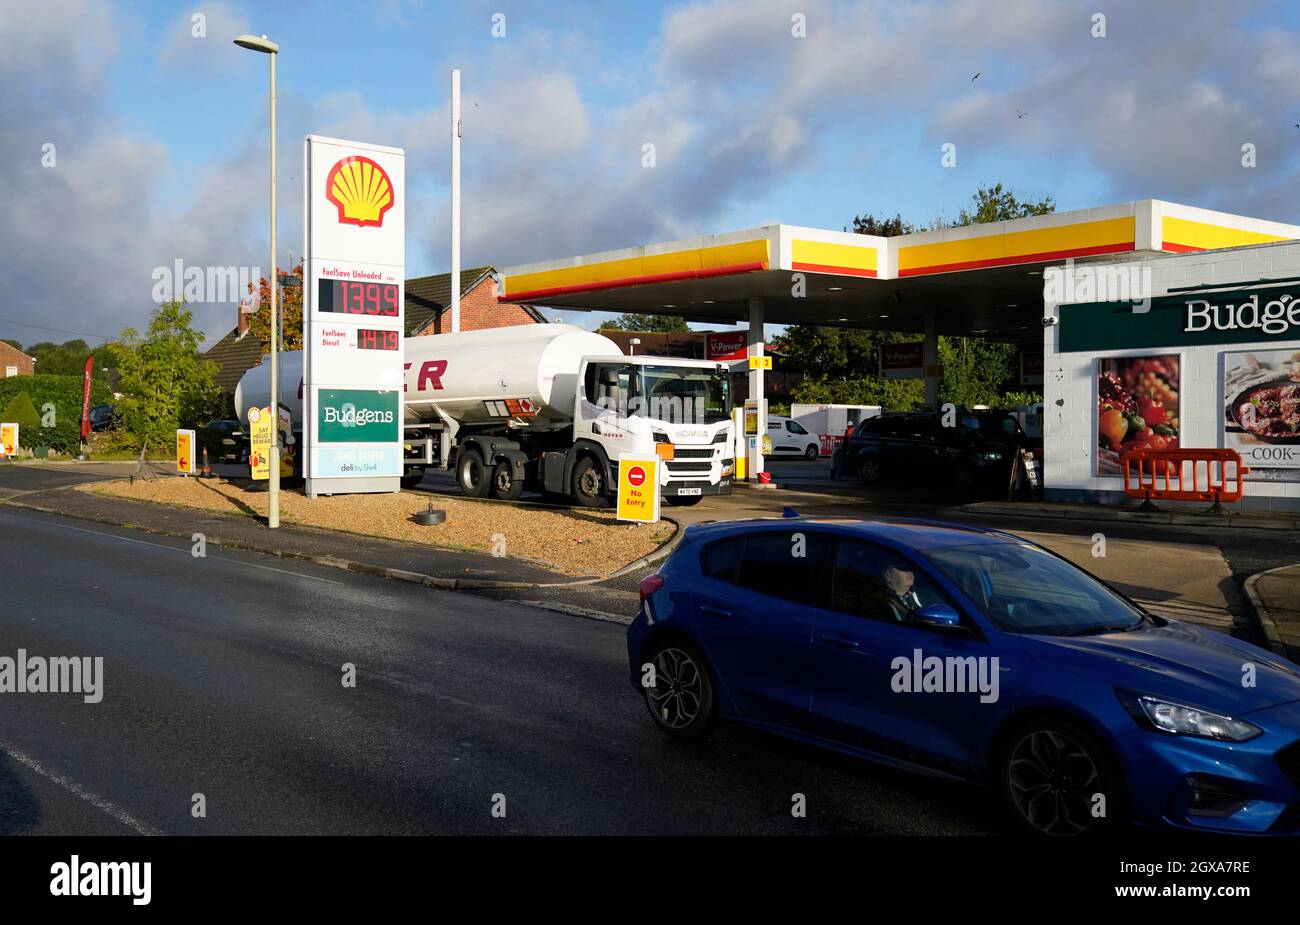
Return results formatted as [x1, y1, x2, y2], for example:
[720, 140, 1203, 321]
[317, 278, 399, 316]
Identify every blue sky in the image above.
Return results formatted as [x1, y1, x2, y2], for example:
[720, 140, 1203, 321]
[7, 0, 1300, 345]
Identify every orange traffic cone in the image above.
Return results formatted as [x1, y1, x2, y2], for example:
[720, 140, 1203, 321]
[200, 446, 212, 478]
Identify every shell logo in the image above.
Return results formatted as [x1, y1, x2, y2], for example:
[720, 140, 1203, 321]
[325, 156, 395, 228]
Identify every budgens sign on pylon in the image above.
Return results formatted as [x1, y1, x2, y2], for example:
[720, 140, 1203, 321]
[303, 136, 405, 496]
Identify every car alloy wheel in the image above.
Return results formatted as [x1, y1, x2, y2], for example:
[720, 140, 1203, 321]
[804, 444, 818, 460]
[1006, 728, 1105, 835]
[646, 646, 707, 730]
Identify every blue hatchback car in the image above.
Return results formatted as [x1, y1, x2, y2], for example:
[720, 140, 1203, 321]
[627, 516, 1300, 835]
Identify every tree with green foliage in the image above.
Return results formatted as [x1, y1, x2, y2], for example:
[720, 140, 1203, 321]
[1, 392, 41, 433]
[245, 262, 304, 355]
[954, 182, 1055, 227]
[111, 301, 222, 451]
[599, 314, 691, 333]
[0, 374, 112, 453]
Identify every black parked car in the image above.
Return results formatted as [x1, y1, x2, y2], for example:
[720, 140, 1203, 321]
[959, 409, 1041, 451]
[838, 412, 1014, 490]
[88, 404, 116, 432]
[197, 419, 249, 464]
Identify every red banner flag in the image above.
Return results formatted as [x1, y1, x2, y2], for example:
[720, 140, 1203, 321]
[80, 354, 94, 439]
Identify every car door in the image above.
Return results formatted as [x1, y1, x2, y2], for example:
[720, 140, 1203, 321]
[809, 539, 1001, 776]
[691, 530, 831, 733]
[767, 419, 791, 453]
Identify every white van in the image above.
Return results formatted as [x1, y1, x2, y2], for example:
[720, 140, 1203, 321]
[766, 415, 820, 460]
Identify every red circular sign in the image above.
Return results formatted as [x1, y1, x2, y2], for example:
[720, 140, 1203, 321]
[628, 465, 646, 487]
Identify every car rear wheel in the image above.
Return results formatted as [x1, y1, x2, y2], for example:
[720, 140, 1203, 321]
[457, 449, 491, 498]
[642, 639, 717, 739]
[1000, 717, 1125, 836]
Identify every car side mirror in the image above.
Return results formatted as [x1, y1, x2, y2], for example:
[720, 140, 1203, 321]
[915, 603, 962, 628]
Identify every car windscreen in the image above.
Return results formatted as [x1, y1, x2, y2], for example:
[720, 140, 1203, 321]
[920, 542, 1145, 636]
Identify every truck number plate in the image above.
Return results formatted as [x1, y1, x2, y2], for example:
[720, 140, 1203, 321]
[677, 487, 703, 496]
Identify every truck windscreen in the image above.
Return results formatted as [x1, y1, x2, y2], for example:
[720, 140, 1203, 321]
[634, 366, 731, 425]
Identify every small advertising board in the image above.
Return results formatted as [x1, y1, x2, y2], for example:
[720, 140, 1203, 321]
[617, 455, 660, 523]
[879, 342, 923, 379]
[176, 429, 196, 476]
[0, 422, 17, 457]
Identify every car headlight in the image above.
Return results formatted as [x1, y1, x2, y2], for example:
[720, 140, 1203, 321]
[1126, 693, 1261, 742]
[978, 450, 1004, 461]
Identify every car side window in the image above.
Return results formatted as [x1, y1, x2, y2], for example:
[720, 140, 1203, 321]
[787, 421, 807, 434]
[831, 540, 947, 624]
[700, 537, 744, 583]
[735, 531, 831, 607]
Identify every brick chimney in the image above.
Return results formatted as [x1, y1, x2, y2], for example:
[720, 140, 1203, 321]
[237, 297, 252, 337]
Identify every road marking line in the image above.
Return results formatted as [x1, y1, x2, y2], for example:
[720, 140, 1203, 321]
[0, 510, 343, 585]
[0, 741, 162, 836]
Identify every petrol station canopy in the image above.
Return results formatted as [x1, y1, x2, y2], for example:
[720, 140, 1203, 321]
[499, 199, 1300, 343]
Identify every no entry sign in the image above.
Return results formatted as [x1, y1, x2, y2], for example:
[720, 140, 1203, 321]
[617, 455, 660, 523]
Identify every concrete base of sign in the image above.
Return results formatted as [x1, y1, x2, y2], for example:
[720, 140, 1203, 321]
[306, 476, 400, 498]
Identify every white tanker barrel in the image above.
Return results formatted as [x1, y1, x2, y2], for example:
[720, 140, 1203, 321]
[402, 324, 620, 429]
[234, 351, 304, 424]
[234, 324, 622, 431]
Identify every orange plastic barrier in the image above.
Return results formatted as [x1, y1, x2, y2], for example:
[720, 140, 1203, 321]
[1121, 448, 1250, 507]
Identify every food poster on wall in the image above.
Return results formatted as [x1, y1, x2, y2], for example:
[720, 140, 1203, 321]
[1223, 348, 1300, 479]
[1096, 354, 1180, 476]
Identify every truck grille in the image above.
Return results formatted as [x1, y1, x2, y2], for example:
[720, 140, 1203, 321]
[672, 447, 715, 459]
[666, 461, 712, 473]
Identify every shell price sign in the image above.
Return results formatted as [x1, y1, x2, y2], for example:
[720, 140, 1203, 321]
[617, 454, 661, 523]
[303, 135, 404, 498]
[0, 423, 17, 457]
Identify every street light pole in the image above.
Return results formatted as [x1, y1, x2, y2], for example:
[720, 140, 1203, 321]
[234, 33, 281, 528]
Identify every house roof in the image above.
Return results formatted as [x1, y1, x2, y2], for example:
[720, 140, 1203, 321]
[204, 328, 265, 392]
[405, 266, 495, 335]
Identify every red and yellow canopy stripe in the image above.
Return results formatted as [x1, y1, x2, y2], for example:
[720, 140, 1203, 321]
[897, 217, 1135, 277]
[1161, 216, 1293, 253]
[501, 239, 769, 301]
[790, 239, 878, 277]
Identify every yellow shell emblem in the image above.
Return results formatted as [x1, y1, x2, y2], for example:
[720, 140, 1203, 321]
[325, 156, 394, 228]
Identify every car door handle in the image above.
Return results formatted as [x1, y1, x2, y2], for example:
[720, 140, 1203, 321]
[819, 634, 859, 649]
[699, 604, 732, 618]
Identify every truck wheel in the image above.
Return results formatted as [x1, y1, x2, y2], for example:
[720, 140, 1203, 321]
[570, 455, 609, 508]
[401, 468, 426, 490]
[457, 449, 491, 498]
[491, 460, 524, 501]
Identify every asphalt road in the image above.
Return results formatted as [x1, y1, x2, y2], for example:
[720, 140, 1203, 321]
[0, 505, 1003, 836]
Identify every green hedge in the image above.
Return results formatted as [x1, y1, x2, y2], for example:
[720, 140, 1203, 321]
[0, 374, 112, 454]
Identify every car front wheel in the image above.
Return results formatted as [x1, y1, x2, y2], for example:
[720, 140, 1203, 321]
[860, 457, 882, 484]
[1000, 717, 1125, 836]
[642, 639, 717, 738]
[804, 444, 818, 460]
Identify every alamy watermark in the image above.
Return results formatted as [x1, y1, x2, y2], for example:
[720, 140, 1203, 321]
[152, 260, 260, 304]
[890, 648, 1000, 703]
[1045, 257, 1151, 312]
[0, 649, 103, 703]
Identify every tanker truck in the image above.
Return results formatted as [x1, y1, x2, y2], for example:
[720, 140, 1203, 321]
[235, 324, 735, 507]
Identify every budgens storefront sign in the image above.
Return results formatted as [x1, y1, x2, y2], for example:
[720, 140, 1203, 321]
[1059, 284, 1300, 352]
[317, 389, 400, 443]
